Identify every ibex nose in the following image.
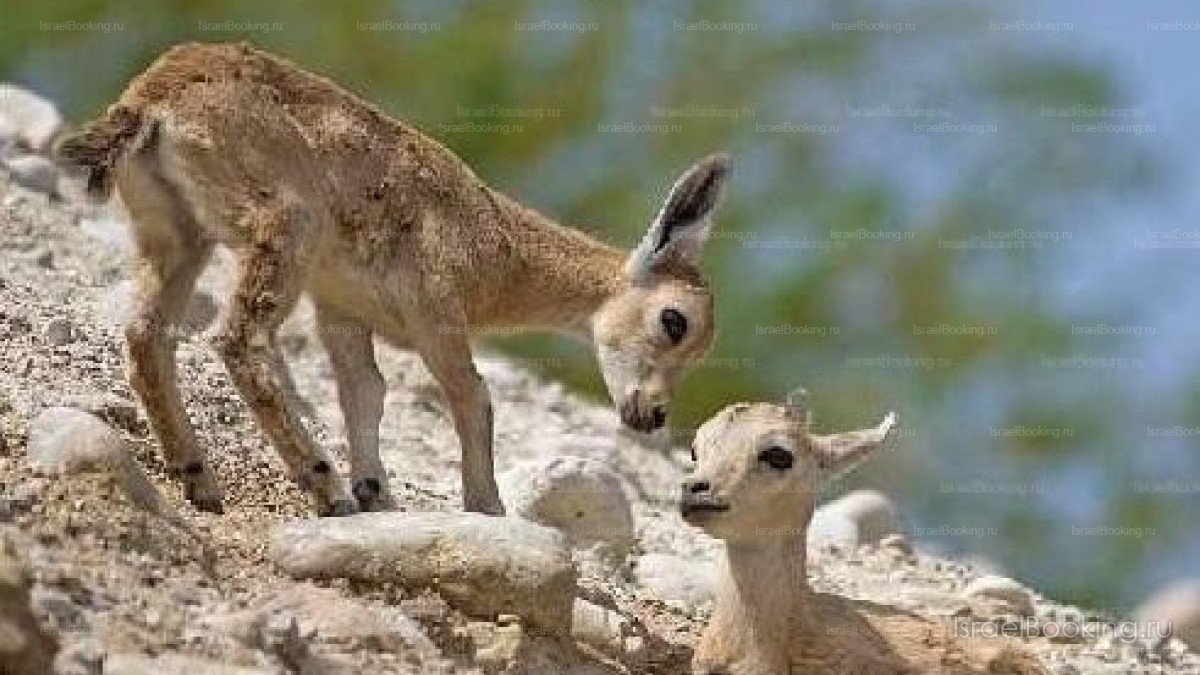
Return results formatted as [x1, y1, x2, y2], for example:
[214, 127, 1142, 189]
[683, 478, 711, 494]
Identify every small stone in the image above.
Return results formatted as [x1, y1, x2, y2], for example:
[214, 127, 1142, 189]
[27, 407, 174, 518]
[811, 489, 903, 548]
[1136, 578, 1200, 653]
[42, 316, 72, 345]
[0, 84, 63, 152]
[879, 533, 914, 555]
[3, 155, 58, 196]
[499, 455, 635, 558]
[962, 575, 1036, 618]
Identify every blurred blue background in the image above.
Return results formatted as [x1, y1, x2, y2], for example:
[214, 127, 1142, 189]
[3, 0, 1197, 613]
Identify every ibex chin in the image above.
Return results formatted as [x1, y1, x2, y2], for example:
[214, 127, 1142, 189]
[57, 42, 730, 517]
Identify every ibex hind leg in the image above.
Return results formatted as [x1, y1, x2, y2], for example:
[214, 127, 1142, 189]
[116, 153, 224, 513]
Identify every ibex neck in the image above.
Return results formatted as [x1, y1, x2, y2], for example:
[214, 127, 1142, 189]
[468, 192, 627, 337]
[708, 535, 811, 669]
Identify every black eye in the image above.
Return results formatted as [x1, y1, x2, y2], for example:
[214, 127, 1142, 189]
[758, 446, 793, 470]
[689, 446, 697, 462]
[661, 309, 688, 344]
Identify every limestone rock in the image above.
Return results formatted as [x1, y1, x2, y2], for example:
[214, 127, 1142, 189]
[0, 84, 62, 153]
[1136, 578, 1200, 652]
[3, 155, 58, 196]
[0, 533, 57, 675]
[208, 585, 440, 657]
[499, 456, 634, 556]
[963, 575, 1036, 617]
[104, 654, 275, 675]
[269, 512, 577, 631]
[27, 407, 172, 517]
[811, 489, 904, 548]
[633, 553, 716, 612]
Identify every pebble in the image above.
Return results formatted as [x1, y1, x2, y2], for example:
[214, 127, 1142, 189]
[42, 316, 72, 345]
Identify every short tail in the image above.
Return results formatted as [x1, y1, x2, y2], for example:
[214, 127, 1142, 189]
[53, 104, 151, 201]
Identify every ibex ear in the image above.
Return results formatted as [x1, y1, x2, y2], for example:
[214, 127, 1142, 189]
[811, 412, 898, 483]
[627, 152, 731, 280]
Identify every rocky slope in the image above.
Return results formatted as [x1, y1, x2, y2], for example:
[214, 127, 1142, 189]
[0, 92, 1197, 674]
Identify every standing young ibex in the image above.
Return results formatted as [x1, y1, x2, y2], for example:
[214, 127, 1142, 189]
[57, 42, 730, 517]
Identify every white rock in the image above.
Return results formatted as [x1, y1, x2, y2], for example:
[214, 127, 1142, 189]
[28, 407, 126, 475]
[879, 533, 914, 556]
[962, 575, 1036, 617]
[27, 407, 170, 517]
[0, 84, 62, 153]
[3, 155, 57, 196]
[208, 585, 439, 656]
[499, 456, 634, 556]
[269, 512, 577, 631]
[1136, 578, 1200, 652]
[808, 508, 859, 550]
[634, 552, 716, 612]
[812, 489, 904, 547]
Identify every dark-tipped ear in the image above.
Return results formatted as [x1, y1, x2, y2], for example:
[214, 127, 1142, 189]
[628, 152, 731, 279]
[811, 412, 898, 483]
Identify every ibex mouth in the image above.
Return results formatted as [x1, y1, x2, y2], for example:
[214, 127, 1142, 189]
[619, 396, 667, 433]
[681, 499, 730, 520]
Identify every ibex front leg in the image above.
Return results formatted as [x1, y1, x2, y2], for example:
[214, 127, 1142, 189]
[212, 205, 357, 517]
[406, 305, 502, 515]
[316, 304, 396, 512]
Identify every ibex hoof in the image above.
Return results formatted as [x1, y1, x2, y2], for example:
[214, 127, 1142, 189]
[465, 495, 506, 517]
[353, 478, 395, 512]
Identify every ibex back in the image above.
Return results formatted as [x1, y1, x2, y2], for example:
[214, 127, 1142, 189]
[57, 42, 731, 517]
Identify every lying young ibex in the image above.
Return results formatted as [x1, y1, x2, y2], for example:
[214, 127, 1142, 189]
[57, 42, 730, 517]
[682, 397, 1046, 675]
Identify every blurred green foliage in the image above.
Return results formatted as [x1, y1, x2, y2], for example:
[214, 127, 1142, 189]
[2, 0, 1188, 611]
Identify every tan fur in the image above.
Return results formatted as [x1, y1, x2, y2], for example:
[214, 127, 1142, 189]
[683, 400, 1046, 675]
[57, 42, 729, 516]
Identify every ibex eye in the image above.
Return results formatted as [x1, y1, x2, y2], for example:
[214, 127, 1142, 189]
[758, 446, 793, 470]
[661, 308, 688, 344]
[689, 446, 698, 463]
